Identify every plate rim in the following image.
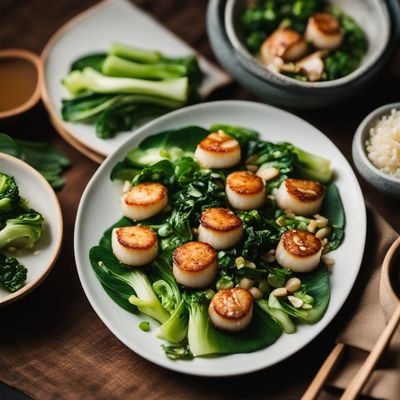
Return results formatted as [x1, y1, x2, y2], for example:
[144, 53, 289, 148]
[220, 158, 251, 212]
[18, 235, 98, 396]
[0, 153, 64, 306]
[40, 0, 231, 163]
[74, 99, 367, 376]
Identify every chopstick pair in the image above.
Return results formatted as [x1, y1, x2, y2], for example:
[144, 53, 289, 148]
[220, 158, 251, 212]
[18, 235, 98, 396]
[302, 306, 400, 400]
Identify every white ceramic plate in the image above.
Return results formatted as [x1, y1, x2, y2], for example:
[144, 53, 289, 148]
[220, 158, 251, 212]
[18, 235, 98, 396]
[41, 0, 231, 159]
[74, 100, 366, 376]
[0, 154, 63, 306]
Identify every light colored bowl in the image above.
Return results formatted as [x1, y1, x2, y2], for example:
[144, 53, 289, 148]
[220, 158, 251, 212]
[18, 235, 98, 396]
[352, 102, 400, 199]
[0, 49, 42, 119]
[0, 154, 63, 306]
[207, 0, 399, 109]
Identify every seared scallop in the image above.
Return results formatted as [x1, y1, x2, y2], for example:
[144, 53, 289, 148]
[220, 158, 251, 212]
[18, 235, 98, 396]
[226, 171, 266, 210]
[172, 242, 217, 288]
[198, 207, 244, 250]
[209, 288, 253, 332]
[112, 226, 158, 266]
[275, 178, 325, 216]
[261, 28, 308, 64]
[121, 182, 168, 221]
[275, 229, 322, 273]
[305, 12, 344, 51]
[297, 51, 326, 82]
[194, 130, 241, 169]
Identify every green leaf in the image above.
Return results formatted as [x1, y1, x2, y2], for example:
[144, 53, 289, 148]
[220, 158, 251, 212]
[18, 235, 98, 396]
[0, 253, 27, 292]
[187, 297, 282, 356]
[321, 183, 345, 229]
[277, 265, 330, 324]
[70, 53, 107, 72]
[0, 133, 70, 190]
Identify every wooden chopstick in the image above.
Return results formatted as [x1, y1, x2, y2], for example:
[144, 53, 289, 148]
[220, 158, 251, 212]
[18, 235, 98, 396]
[301, 343, 346, 400]
[340, 303, 400, 400]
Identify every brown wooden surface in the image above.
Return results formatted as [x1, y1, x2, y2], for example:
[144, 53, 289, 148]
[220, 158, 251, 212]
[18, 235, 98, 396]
[0, 1, 399, 399]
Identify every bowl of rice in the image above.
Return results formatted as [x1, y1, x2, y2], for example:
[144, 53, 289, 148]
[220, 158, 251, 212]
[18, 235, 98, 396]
[353, 102, 400, 198]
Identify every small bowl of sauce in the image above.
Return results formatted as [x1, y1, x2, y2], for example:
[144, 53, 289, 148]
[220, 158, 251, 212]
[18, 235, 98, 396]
[0, 49, 42, 119]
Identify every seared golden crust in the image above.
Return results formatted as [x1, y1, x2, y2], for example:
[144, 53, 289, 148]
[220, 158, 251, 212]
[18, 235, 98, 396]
[227, 171, 264, 195]
[282, 229, 321, 257]
[124, 183, 167, 207]
[116, 226, 157, 250]
[173, 242, 216, 272]
[310, 12, 341, 34]
[211, 288, 253, 320]
[263, 28, 304, 57]
[198, 131, 239, 153]
[200, 208, 243, 232]
[285, 178, 324, 203]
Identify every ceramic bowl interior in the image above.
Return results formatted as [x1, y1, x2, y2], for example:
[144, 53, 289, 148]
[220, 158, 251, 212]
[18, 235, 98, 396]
[352, 102, 400, 198]
[380, 237, 400, 314]
[0, 49, 42, 119]
[225, 0, 391, 89]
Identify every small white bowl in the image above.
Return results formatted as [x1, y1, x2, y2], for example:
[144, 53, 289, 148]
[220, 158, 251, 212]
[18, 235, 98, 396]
[352, 102, 400, 199]
[0, 153, 63, 306]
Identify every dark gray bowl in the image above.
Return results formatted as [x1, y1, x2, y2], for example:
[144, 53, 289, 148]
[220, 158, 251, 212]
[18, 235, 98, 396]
[353, 102, 400, 199]
[207, 0, 400, 109]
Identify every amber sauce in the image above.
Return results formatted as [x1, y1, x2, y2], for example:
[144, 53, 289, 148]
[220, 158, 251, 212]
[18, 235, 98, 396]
[0, 58, 37, 112]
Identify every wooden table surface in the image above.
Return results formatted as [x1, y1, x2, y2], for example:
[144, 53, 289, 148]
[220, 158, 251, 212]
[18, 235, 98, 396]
[0, 1, 399, 399]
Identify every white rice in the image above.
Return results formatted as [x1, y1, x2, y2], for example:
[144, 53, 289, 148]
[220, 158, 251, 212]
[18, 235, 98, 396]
[366, 109, 400, 178]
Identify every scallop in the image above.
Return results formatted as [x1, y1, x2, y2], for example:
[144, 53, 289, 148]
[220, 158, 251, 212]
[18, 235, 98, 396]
[261, 28, 308, 64]
[194, 130, 241, 169]
[172, 242, 217, 288]
[112, 226, 158, 267]
[305, 12, 344, 51]
[121, 182, 168, 221]
[198, 207, 244, 250]
[275, 178, 325, 216]
[226, 171, 266, 210]
[275, 229, 322, 273]
[209, 288, 253, 332]
[297, 51, 326, 82]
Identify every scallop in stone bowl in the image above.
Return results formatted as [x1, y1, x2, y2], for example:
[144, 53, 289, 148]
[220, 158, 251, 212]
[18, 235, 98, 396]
[207, 0, 400, 108]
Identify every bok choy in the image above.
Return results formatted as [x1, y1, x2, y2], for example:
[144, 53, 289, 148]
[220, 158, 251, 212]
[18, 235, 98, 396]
[62, 43, 204, 139]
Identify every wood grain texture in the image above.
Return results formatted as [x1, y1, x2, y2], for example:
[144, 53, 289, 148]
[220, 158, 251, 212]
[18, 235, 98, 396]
[0, 1, 399, 399]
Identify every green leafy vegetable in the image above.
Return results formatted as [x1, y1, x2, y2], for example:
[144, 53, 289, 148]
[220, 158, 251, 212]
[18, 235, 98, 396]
[110, 42, 162, 64]
[160, 343, 193, 360]
[89, 246, 169, 323]
[63, 68, 189, 101]
[0, 134, 70, 190]
[321, 183, 345, 251]
[70, 53, 106, 72]
[156, 299, 189, 343]
[276, 265, 330, 324]
[258, 297, 296, 334]
[102, 55, 187, 80]
[62, 43, 204, 139]
[0, 253, 27, 292]
[185, 291, 282, 357]
[0, 173, 20, 215]
[0, 209, 43, 250]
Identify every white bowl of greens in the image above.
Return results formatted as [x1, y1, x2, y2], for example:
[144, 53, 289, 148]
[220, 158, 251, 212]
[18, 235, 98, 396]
[74, 100, 366, 376]
[0, 154, 63, 306]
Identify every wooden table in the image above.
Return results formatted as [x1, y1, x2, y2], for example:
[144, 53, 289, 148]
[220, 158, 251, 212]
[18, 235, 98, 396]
[0, 1, 399, 399]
